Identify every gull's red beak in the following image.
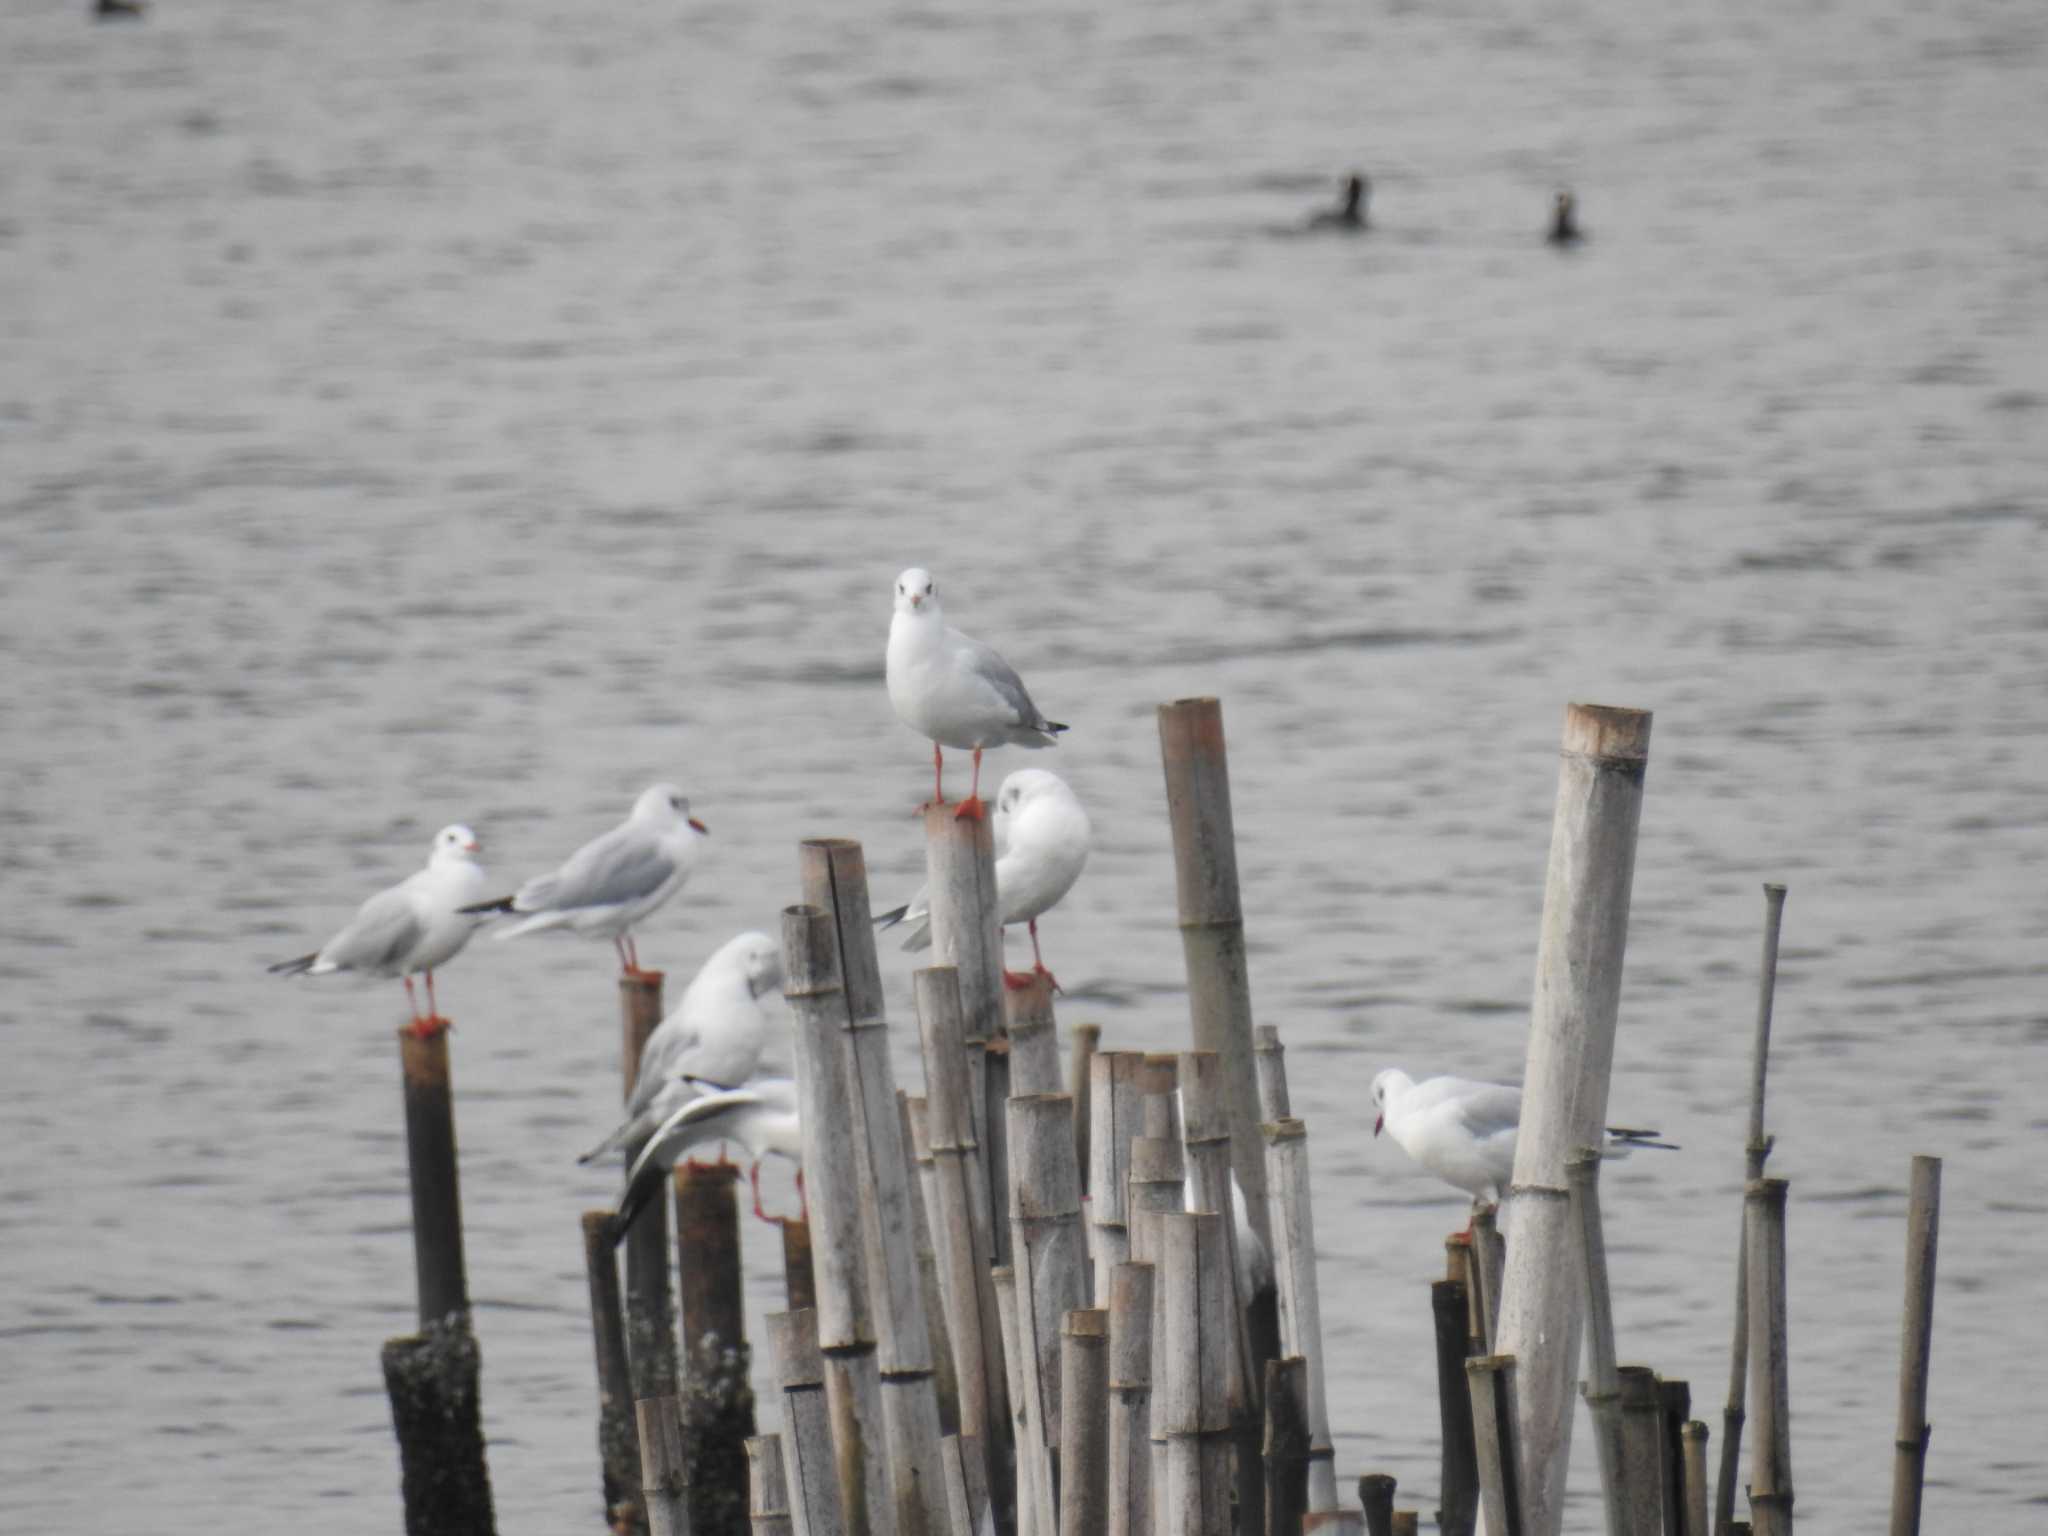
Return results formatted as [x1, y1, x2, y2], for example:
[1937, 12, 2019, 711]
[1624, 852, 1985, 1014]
[689, 818, 708, 835]
[464, 839, 481, 854]
[1373, 1114, 1383, 1137]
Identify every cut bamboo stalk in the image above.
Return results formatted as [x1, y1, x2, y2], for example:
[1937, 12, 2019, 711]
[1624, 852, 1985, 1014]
[781, 903, 887, 1536]
[939, 1433, 991, 1536]
[584, 1210, 643, 1533]
[1470, 1205, 1505, 1353]
[1157, 697, 1273, 1254]
[1566, 1149, 1629, 1536]
[621, 972, 681, 1405]
[749, 1433, 796, 1536]
[1008, 1093, 1090, 1454]
[1617, 1368, 1665, 1536]
[1660, 1381, 1692, 1536]
[1717, 884, 1788, 1536]
[1161, 1211, 1232, 1536]
[1006, 970, 1064, 1095]
[1128, 1132, 1185, 1536]
[637, 1394, 691, 1536]
[1265, 1355, 1312, 1536]
[994, 1266, 1054, 1536]
[1467, 1354, 1525, 1536]
[1744, 1179, 1792, 1536]
[802, 840, 950, 1536]
[913, 967, 1011, 1523]
[674, 1161, 754, 1536]
[1263, 1116, 1337, 1511]
[1492, 702, 1652, 1536]
[769, 1310, 845, 1536]
[1432, 1279, 1480, 1536]
[922, 803, 1005, 1250]
[1060, 1309, 1113, 1533]
[1108, 1262, 1156, 1536]
[1072, 1023, 1102, 1189]
[1681, 1423, 1709, 1536]
[1358, 1474, 1397, 1536]
[1447, 1236, 1484, 1356]
[1254, 1023, 1291, 1123]
[904, 1093, 962, 1437]
[1889, 1155, 1942, 1536]
[1089, 1051, 1147, 1299]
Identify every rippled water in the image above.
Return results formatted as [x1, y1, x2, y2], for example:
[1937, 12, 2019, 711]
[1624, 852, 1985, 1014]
[5, 0, 2045, 1530]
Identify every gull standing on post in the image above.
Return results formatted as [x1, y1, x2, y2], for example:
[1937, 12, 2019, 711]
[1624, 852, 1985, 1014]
[579, 930, 785, 1164]
[462, 783, 708, 977]
[267, 824, 490, 1036]
[610, 1075, 805, 1234]
[876, 767, 1091, 988]
[885, 566, 1067, 820]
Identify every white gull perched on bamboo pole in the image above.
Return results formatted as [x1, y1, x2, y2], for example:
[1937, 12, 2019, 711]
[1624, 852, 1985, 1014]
[267, 823, 489, 1036]
[578, 930, 785, 1165]
[609, 1075, 804, 1236]
[876, 767, 1091, 989]
[1371, 1067, 1675, 1218]
[460, 783, 708, 977]
[885, 566, 1067, 821]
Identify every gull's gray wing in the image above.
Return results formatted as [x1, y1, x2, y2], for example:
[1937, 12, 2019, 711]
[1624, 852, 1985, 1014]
[625, 1017, 704, 1118]
[614, 1086, 769, 1233]
[319, 886, 424, 976]
[1451, 1084, 1524, 1142]
[956, 630, 1061, 734]
[518, 824, 674, 912]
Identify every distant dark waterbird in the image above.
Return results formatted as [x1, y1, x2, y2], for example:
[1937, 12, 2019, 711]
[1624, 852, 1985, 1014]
[1548, 189, 1584, 246]
[95, 0, 147, 19]
[1308, 173, 1370, 232]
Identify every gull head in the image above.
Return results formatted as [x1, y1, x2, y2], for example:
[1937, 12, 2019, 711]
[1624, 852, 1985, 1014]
[432, 823, 483, 861]
[995, 768, 1068, 818]
[726, 930, 784, 998]
[894, 567, 938, 618]
[1370, 1067, 1409, 1136]
[635, 782, 709, 835]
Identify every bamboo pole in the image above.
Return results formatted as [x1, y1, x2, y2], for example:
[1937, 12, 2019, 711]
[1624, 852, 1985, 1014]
[1157, 697, 1273, 1254]
[1358, 1475, 1396, 1536]
[1060, 1309, 1114, 1533]
[1889, 1155, 1942, 1536]
[1433, 1279, 1480, 1536]
[1006, 971, 1064, 1095]
[1566, 1149, 1629, 1536]
[913, 967, 1011, 1525]
[995, 1266, 1054, 1536]
[1470, 1206, 1505, 1354]
[1466, 1355, 1524, 1536]
[783, 1219, 818, 1314]
[1744, 1179, 1792, 1536]
[922, 803, 1006, 1255]
[1072, 1023, 1102, 1190]
[1108, 1262, 1156, 1536]
[1617, 1369, 1665, 1536]
[1009, 1094, 1090, 1456]
[750, 1434, 796, 1536]
[1660, 1381, 1692, 1536]
[1681, 1423, 1709, 1536]
[1265, 1355, 1312, 1536]
[1263, 1116, 1337, 1512]
[1491, 702, 1652, 1536]
[769, 1310, 845, 1536]
[1717, 884, 1788, 1536]
[781, 904, 888, 1536]
[638, 1395, 692, 1536]
[585, 1210, 644, 1533]
[621, 971, 681, 1406]
[1090, 1051, 1147, 1299]
[1254, 1023, 1290, 1123]
[1160, 1211, 1232, 1536]
[1128, 1131, 1185, 1536]
[802, 839, 950, 1536]
[940, 1434, 991, 1536]
[904, 1093, 962, 1437]
[675, 1162, 754, 1536]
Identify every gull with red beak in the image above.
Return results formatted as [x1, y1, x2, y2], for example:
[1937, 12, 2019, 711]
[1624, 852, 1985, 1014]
[885, 566, 1067, 820]
[268, 823, 490, 1035]
[462, 783, 709, 976]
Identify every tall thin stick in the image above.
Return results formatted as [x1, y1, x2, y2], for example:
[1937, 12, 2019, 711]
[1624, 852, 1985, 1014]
[1889, 1155, 1942, 1536]
[585, 1210, 642, 1531]
[1108, 1262, 1156, 1536]
[1682, 1422, 1710, 1536]
[1265, 1355, 1312, 1536]
[1263, 1117, 1337, 1512]
[1717, 884, 1788, 1536]
[1492, 703, 1653, 1536]
[1072, 1023, 1102, 1190]
[1466, 1355, 1524, 1536]
[1432, 1279, 1480, 1536]
[1617, 1368, 1665, 1536]
[1566, 1149, 1628, 1536]
[1744, 1180, 1793, 1536]
[922, 804, 1006, 1260]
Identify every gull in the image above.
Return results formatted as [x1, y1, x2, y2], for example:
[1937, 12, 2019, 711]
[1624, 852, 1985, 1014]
[1371, 1067, 1675, 1211]
[462, 783, 708, 976]
[876, 768, 1091, 989]
[610, 1076, 804, 1236]
[267, 824, 489, 1035]
[885, 566, 1066, 820]
[579, 930, 785, 1165]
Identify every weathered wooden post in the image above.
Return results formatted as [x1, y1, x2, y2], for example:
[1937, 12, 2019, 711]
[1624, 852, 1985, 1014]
[1491, 703, 1652, 1536]
[1108, 1262, 1156, 1536]
[383, 1027, 495, 1536]
[1617, 1369, 1665, 1536]
[1744, 1180, 1793, 1536]
[621, 973, 681, 1407]
[638, 1394, 692, 1536]
[1566, 1149, 1629, 1536]
[1089, 1051, 1148, 1298]
[1889, 1155, 1941, 1536]
[675, 1162, 755, 1536]
[1358, 1474, 1397, 1536]
[748, 1434, 796, 1536]
[1060, 1308, 1113, 1533]
[768, 1310, 845, 1536]
[1432, 1278, 1480, 1536]
[781, 904, 890, 1535]
[782, 1219, 818, 1314]
[1659, 1382, 1692, 1536]
[922, 803, 1008, 1260]
[1265, 1355, 1313, 1536]
[1160, 1211, 1233, 1536]
[1716, 884, 1787, 1536]
[1681, 1423, 1710, 1536]
[1158, 698, 1273, 1253]
[585, 1211, 643, 1531]
[1466, 1355, 1524, 1536]
[1262, 1116, 1337, 1512]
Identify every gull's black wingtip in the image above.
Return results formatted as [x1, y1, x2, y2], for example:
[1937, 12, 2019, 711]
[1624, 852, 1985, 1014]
[874, 903, 910, 930]
[266, 952, 317, 976]
[458, 895, 517, 916]
[1607, 1126, 1680, 1151]
[1045, 721, 1069, 734]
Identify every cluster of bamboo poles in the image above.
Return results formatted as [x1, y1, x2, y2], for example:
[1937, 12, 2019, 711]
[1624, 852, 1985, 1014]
[378, 698, 1948, 1536]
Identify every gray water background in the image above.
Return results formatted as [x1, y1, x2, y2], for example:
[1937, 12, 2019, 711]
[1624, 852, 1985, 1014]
[4, 0, 2046, 1528]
